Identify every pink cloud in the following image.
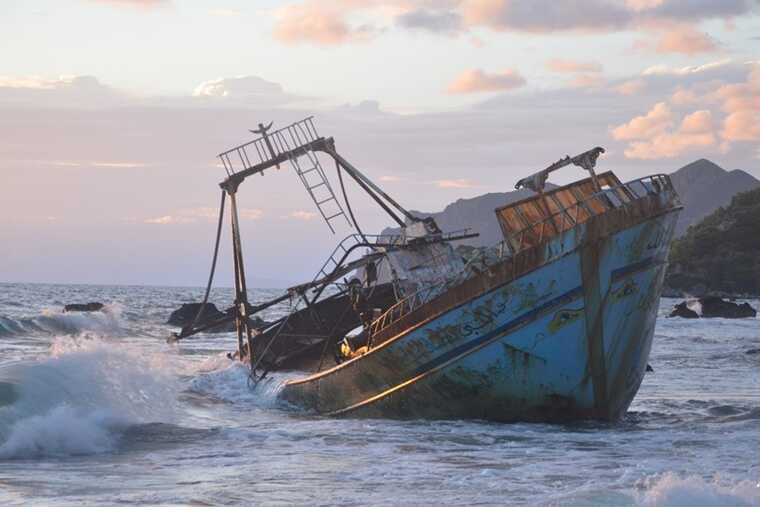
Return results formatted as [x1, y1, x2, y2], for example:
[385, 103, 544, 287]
[90, 0, 168, 7]
[614, 79, 646, 95]
[546, 59, 602, 73]
[611, 102, 673, 141]
[447, 68, 526, 94]
[613, 106, 716, 159]
[288, 210, 318, 220]
[265, 0, 752, 46]
[434, 179, 477, 189]
[273, 1, 375, 45]
[274, 3, 350, 45]
[653, 25, 718, 54]
[671, 86, 700, 105]
[717, 67, 760, 142]
[569, 74, 605, 89]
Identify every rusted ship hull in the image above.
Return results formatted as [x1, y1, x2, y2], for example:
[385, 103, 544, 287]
[280, 189, 681, 422]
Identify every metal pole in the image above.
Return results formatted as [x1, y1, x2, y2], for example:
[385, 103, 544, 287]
[229, 191, 255, 368]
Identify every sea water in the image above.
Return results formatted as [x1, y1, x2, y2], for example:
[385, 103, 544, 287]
[0, 282, 758, 506]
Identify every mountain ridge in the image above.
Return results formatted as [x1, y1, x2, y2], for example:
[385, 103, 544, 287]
[383, 159, 758, 244]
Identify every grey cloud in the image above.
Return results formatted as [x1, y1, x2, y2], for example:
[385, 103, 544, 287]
[476, 0, 632, 32]
[643, 0, 754, 23]
[396, 9, 463, 34]
[0, 75, 132, 109]
[407, 0, 756, 35]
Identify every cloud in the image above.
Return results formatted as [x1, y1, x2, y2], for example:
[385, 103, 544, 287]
[642, 59, 732, 76]
[0, 75, 128, 108]
[287, 210, 318, 220]
[239, 209, 265, 221]
[460, 0, 632, 33]
[612, 102, 674, 141]
[447, 68, 526, 94]
[92, 161, 147, 169]
[614, 79, 647, 95]
[273, 1, 375, 46]
[569, 74, 606, 89]
[546, 59, 603, 73]
[434, 179, 477, 189]
[717, 67, 760, 142]
[646, 25, 718, 54]
[144, 207, 262, 225]
[396, 8, 463, 34]
[45, 160, 147, 169]
[613, 105, 716, 159]
[144, 215, 194, 225]
[90, 0, 169, 8]
[379, 175, 405, 182]
[266, 0, 755, 45]
[193, 76, 283, 99]
[670, 86, 701, 105]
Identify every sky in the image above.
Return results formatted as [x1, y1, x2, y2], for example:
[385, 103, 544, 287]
[1, 0, 759, 288]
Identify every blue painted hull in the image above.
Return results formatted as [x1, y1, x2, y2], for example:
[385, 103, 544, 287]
[281, 191, 681, 422]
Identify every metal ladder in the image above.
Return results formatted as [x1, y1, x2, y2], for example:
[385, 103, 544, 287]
[217, 117, 351, 233]
[286, 146, 351, 234]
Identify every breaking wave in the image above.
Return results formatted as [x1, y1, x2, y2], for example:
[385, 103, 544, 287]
[0, 337, 178, 459]
[0, 304, 125, 338]
[188, 358, 298, 408]
[636, 473, 760, 507]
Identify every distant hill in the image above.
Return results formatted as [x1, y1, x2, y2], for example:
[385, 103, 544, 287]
[665, 187, 760, 297]
[668, 159, 760, 236]
[383, 159, 758, 243]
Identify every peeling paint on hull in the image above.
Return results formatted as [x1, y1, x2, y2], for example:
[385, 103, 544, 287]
[281, 190, 681, 422]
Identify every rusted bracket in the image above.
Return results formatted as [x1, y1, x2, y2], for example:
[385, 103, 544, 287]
[515, 147, 606, 193]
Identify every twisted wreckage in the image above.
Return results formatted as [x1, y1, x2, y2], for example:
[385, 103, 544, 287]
[172, 117, 682, 422]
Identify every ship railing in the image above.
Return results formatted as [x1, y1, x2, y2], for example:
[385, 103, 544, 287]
[366, 174, 674, 340]
[368, 275, 460, 339]
[217, 117, 321, 176]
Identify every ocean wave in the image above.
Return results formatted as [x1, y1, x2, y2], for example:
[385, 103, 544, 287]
[187, 359, 298, 408]
[0, 337, 179, 459]
[637, 473, 760, 507]
[0, 304, 125, 338]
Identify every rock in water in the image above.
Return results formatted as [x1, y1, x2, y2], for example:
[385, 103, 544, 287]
[167, 303, 227, 327]
[63, 302, 105, 313]
[669, 301, 700, 318]
[669, 297, 757, 319]
[699, 296, 757, 318]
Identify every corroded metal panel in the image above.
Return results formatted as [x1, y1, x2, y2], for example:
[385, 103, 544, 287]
[495, 171, 625, 249]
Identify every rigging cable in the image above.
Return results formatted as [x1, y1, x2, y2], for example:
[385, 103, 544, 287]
[171, 189, 226, 342]
[335, 160, 368, 244]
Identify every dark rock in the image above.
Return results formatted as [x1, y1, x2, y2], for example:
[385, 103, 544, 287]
[167, 303, 269, 333]
[669, 297, 757, 319]
[669, 301, 700, 319]
[64, 302, 105, 313]
[167, 303, 228, 328]
[700, 296, 757, 318]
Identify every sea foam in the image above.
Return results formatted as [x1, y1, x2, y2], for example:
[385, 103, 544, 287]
[638, 473, 760, 507]
[0, 336, 178, 459]
[0, 303, 125, 338]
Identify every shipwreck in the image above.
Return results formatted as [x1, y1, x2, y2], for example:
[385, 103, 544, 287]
[172, 117, 682, 422]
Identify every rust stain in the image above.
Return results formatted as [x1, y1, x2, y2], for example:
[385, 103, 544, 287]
[611, 279, 638, 302]
[547, 308, 584, 333]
